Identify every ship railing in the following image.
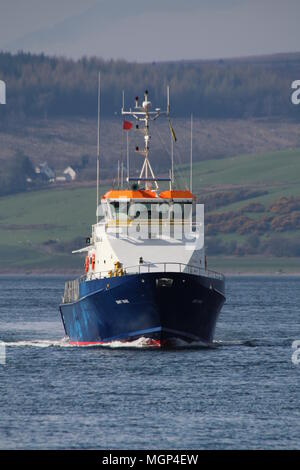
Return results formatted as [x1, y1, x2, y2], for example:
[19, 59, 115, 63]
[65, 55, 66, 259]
[78, 262, 224, 283]
[124, 263, 224, 280]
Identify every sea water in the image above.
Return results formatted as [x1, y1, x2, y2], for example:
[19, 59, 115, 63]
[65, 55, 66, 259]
[0, 275, 300, 449]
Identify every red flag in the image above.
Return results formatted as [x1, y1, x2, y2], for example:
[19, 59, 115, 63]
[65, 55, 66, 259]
[123, 120, 133, 130]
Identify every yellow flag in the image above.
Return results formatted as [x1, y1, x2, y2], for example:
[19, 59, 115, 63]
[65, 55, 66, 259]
[169, 119, 177, 143]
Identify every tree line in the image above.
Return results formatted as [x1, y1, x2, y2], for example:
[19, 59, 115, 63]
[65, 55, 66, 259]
[0, 51, 300, 120]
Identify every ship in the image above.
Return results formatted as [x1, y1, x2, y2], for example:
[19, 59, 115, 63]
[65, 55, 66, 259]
[59, 86, 225, 347]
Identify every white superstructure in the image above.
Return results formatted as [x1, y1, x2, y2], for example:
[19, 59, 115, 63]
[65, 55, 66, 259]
[74, 90, 205, 279]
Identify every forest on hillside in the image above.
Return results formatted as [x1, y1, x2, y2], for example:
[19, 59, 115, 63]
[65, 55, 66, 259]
[0, 51, 300, 120]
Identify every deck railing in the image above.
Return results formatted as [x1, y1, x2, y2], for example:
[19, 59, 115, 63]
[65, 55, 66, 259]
[79, 262, 224, 283]
[63, 262, 224, 303]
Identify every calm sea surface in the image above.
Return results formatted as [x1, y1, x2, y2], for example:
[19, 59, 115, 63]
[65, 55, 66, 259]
[0, 275, 300, 449]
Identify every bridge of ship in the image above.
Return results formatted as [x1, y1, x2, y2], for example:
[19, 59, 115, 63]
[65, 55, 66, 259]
[99, 189, 195, 226]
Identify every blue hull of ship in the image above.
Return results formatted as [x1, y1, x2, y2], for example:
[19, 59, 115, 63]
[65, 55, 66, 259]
[59, 272, 225, 346]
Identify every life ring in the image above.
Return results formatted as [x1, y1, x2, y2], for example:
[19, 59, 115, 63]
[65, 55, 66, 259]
[91, 253, 96, 270]
[84, 255, 89, 273]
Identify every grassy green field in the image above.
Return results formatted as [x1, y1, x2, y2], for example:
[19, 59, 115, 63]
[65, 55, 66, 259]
[177, 148, 300, 189]
[0, 186, 98, 271]
[0, 186, 96, 246]
[1, 147, 300, 273]
[176, 148, 300, 247]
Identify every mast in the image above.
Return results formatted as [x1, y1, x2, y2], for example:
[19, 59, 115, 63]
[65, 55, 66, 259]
[190, 113, 193, 193]
[121, 161, 124, 187]
[126, 131, 129, 185]
[168, 85, 174, 188]
[122, 90, 130, 184]
[96, 72, 101, 223]
[171, 131, 174, 188]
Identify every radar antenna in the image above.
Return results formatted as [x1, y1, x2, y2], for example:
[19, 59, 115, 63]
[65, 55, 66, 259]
[122, 87, 170, 190]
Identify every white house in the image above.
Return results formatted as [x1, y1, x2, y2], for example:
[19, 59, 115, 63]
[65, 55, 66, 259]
[63, 166, 77, 181]
[64, 166, 76, 181]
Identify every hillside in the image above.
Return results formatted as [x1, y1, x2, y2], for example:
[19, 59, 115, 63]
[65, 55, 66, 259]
[180, 149, 300, 262]
[1, 51, 300, 120]
[1, 147, 300, 273]
[1, 117, 300, 186]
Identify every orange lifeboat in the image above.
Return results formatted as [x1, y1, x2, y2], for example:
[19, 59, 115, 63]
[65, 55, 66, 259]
[84, 256, 89, 273]
[91, 253, 96, 270]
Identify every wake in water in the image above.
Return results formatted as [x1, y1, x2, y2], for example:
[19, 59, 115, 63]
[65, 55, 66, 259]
[3, 336, 212, 349]
[215, 338, 294, 347]
[4, 337, 287, 349]
[214, 339, 258, 347]
[4, 338, 72, 348]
